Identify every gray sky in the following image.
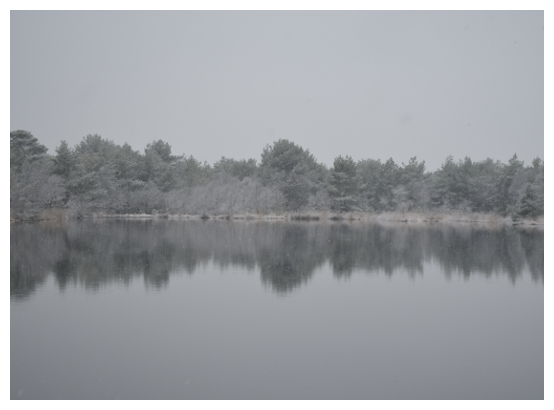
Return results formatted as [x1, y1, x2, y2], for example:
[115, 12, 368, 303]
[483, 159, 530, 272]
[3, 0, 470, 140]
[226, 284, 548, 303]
[11, 10, 544, 171]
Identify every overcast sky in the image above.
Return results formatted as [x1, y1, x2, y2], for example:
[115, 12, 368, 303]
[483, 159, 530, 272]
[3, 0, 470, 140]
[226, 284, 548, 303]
[10, 10, 543, 171]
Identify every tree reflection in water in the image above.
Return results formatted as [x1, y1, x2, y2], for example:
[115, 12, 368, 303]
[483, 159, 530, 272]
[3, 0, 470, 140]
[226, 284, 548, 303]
[10, 219, 543, 299]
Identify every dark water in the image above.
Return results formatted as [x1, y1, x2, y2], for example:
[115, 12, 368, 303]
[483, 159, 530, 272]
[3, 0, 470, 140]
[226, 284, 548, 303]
[10, 219, 543, 399]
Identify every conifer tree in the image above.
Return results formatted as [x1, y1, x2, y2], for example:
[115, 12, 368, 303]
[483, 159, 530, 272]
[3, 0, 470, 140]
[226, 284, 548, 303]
[328, 155, 361, 212]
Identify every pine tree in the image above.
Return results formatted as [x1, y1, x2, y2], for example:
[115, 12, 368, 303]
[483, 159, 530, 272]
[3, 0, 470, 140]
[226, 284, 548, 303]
[53, 141, 74, 178]
[328, 155, 361, 212]
[10, 130, 48, 173]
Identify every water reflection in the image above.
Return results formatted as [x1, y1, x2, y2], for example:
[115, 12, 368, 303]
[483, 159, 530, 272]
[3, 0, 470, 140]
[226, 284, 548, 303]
[10, 220, 543, 298]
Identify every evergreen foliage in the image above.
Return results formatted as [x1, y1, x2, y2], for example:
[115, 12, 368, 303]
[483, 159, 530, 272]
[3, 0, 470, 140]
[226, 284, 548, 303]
[260, 139, 327, 211]
[10, 130, 544, 219]
[10, 130, 48, 172]
[328, 155, 361, 212]
[10, 131, 64, 217]
[214, 157, 258, 180]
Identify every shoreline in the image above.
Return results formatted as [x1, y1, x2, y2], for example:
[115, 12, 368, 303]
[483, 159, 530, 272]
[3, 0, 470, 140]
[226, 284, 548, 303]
[10, 210, 544, 227]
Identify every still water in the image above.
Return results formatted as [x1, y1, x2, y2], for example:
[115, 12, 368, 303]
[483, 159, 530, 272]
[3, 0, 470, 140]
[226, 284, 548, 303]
[11, 219, 543, 399]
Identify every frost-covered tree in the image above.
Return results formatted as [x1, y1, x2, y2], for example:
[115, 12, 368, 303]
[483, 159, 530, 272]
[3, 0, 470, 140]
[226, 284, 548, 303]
[64, 135, 120, 213]
[113, 143, 142, 186]
[377, 158, 400, 211]
[518, 183, 543, 217]
[260, 139, 328, 211]
[517, 157, 544, 217]
[328, 155, 361, 212]
[173, 155, 214, 188]
[398, 157, 428, 211]
[431, 155, 476, 210]
[495, 154, 525, 215]
[10, 130, 65, 217]
[468, 158, 503, 212]
[357, 158, 382, 211]
[145, 140, 180, 163]
[52, 141, 74, 179]
[11, 158, 65, 217]
[10, 130, 48, 172]
[9, 129, 544, 218]
[214, 157, 258, 180]
[138, 140, 184, 192]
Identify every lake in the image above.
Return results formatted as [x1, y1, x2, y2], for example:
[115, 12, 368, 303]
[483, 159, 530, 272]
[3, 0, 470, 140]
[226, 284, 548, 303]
[10, 219, 544, 399]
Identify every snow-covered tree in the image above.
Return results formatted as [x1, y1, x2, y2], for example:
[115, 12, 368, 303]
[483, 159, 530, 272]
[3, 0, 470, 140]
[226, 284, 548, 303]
[328, 155, 361, 212]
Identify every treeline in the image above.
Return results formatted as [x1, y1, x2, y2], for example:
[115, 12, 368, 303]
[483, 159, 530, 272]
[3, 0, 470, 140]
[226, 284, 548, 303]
[10, 130, 544, 219]
[11, 220, 544, 298]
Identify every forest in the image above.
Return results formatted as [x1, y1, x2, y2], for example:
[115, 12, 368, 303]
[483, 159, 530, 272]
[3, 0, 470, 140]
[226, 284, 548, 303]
[10, 130, 544, 220]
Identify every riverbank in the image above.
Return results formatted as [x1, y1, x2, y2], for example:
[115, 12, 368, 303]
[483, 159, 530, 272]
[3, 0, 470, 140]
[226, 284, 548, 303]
[11, 209, 542, 227]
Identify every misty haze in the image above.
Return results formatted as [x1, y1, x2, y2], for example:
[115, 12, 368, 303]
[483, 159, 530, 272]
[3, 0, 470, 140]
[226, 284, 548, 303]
[10, 10, 543, 400]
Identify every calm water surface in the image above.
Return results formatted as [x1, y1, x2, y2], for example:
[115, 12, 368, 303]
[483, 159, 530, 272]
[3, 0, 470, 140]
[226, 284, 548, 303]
[10, 220, 544, 399]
